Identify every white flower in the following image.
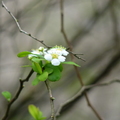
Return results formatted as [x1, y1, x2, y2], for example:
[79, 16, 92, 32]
[58, 56, 66, 62]
[38, 47, 44, 50]
[44, 54, 52, 61]
[38, 47, 47, 53]
[48, 46, 69, 56]
[62, 50, 69, 56]
[29, 45, 69, 66]
[51, 59, 60, 66]
[31, 49, 43, 55]
[28, 54, 37, 59]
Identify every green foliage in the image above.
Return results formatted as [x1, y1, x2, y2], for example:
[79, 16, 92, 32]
[45, 63, 61, 82]
[48, 67, 61, 82]
[17, 51, 31, 57]
[31, 58, 44, 63]
[37, 72, 48, 81]
[32, 62, 42, 74]
[17, 47, 81, 84]
[2, 91, 12, 102]
[32, 77, 40, 86]
[62, 61, 80, 67]
[28, 104, 46, 120]
[43, 67, 53, 74]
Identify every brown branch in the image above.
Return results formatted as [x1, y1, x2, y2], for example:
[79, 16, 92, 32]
[56, 51, 120, 116]
[1, 1, 50, 48]
[2, 69, 34, 120]
[56, 79, 120, 116]
[45, 80, 56, 120]
[59, 0, 103, 120]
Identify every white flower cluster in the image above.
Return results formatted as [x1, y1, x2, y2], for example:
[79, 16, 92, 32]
[28, 46, 69, 66]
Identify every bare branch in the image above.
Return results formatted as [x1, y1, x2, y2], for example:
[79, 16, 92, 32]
[2, 69, 34, 120]
[1, 1, 50, 48]
[56, 79, 120, 117]
[59, 0, 103, 120]
[45, 81, 56, 120]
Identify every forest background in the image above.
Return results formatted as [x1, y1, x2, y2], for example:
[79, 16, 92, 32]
[0, 0, 120, 120]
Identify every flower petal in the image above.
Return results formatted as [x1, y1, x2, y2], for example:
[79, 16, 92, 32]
[44, 54, 52, 61]
[58, 56, 66, 62]
[51, 59, 60, 66]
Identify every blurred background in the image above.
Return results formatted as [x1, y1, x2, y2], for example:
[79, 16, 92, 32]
[0, 0, 120, 120]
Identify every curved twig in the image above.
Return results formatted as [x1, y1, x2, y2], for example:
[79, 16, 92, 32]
[2, 69, 34, 120]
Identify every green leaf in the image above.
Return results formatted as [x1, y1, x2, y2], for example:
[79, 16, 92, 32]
[62, 61, 80, 67]
[28, 104, 39, 120]
[28, 104, 46, 120]
[44, 63, 61, 82]
[32, 77, 40, 86]
[58, 64, 63, 72]
[37, 72, 48, 81]
[2, 91, 12, 102]
[48, 67, 61, 82]
[44, 68, 53, 74]
[32, 62, 42, 74]
[31, 58, 44, 63]
[17, 51, 31, 57]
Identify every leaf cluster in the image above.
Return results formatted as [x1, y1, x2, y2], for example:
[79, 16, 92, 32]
[17, 51, 80, 85]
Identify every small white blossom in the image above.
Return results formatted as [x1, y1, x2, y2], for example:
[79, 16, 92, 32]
[58, 56, 66, 62]
[29, 45, 69, 66]
[62, 50, 69, 56]
[31, 49, 43, 55]
[44, 54, 52, 61]
[38, 47, 47, 53]
[51, 59, 60, 66]
[28, 54, 37, 59]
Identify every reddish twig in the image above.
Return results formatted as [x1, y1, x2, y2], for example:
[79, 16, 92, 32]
[59, 0, 103, 120]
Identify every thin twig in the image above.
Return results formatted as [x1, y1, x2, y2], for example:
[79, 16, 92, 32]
[67, 50, 86, 62]
[2, 69, 34, 120]
[59, 0, 103, 120]
[1, 1, 50, 48]
[85, 79, 120, 89]
[45, 80, 56, 120]
[56, 79, 120, 116]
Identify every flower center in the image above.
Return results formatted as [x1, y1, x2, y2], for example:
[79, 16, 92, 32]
[51, 54, 58, 58]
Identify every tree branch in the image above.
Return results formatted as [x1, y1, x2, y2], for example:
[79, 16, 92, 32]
[2, 69, 34, 120]
[59, 0, 103, 120]
[1, 1, 50, 48]
[45, 81, 56, 120]
[56, 79, 120, 117]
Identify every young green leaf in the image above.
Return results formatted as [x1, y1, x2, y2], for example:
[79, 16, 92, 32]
[62, 61, 80, 67]
[44, 68, 53, 74]
[31, 58, 44, 63]
[32, 77, 40, 86]
[37, 72, 48, 81]
[17, 51, 31, 57]
[28, 104, 39, 120]
[28, 104, 46, 120]
[2, 91, 12, 102]
[32, 62, 42, 74]
[48, 67, 61, 82]
[44, 63, 61, 82]
[58, 64, 63, 72]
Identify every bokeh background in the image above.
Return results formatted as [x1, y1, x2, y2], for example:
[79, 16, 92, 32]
[0, 0, 120, 120]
